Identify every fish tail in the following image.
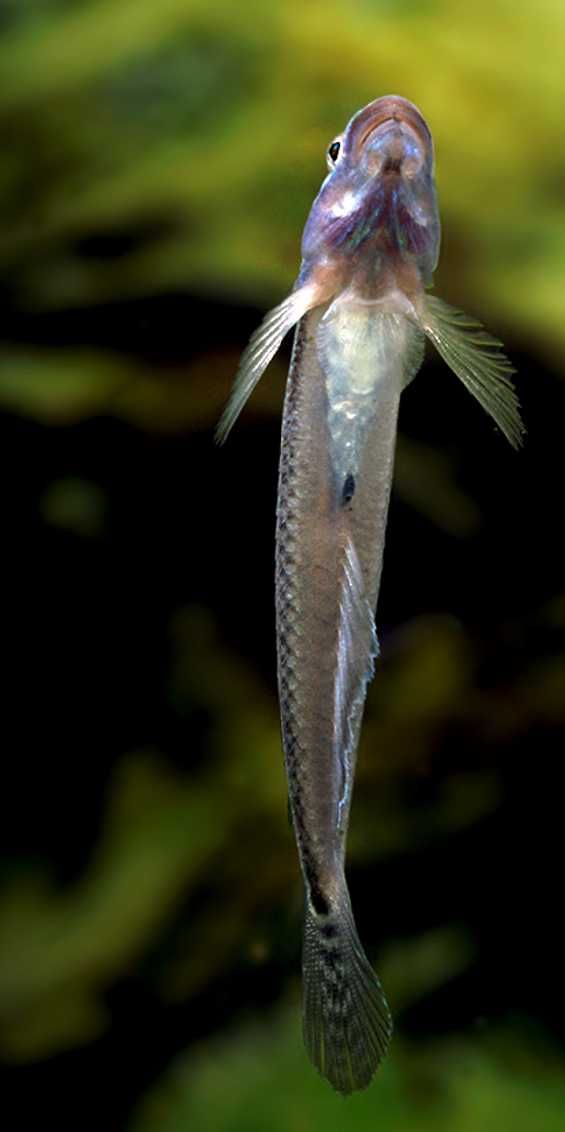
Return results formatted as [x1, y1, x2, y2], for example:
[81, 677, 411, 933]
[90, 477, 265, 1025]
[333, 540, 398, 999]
[302, 884, 392, 1094]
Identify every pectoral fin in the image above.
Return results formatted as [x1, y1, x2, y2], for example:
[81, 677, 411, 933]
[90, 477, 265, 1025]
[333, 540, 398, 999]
[421, 295, 524, 448]
[216, 285, 318, 443]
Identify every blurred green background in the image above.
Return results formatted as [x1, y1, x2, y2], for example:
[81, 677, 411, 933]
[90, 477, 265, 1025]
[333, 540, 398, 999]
[1, 1, 564, 1129]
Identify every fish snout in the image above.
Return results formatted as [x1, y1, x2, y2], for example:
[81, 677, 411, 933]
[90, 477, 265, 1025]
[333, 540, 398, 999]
[365, 119, 426, 180]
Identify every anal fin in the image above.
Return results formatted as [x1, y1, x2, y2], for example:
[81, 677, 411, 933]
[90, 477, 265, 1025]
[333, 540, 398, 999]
[334, 537, 378, 831]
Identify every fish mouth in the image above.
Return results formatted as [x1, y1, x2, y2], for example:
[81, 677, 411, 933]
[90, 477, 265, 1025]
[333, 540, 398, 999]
[349, 96, 432, 176]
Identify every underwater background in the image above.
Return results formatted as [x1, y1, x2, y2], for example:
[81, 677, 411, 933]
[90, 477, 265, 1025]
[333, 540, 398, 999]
[1, 1, 564, 1128]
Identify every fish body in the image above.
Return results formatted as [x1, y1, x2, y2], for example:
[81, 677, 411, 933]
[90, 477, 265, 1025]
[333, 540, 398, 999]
[218, 96, 523, 1094]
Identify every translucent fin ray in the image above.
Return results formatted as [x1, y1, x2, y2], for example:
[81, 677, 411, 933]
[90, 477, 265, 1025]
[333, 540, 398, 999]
[334, 538, 378, 832]
[215, 286, 316, 443]
[421, 295, 524, 448]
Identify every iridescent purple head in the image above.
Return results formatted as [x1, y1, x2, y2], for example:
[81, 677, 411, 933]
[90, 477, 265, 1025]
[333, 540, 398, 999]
[300, 96, 440, 300]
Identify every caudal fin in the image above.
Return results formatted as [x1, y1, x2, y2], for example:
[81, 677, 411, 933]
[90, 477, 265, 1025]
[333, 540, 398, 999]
[302, 891, 392, 1094]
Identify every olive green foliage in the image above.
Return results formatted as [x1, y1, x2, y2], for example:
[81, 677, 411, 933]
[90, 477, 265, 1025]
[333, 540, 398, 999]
[0, 1, 564, 1128]
[1, 0, 565, 429]
[132, 1012, 565, 1132]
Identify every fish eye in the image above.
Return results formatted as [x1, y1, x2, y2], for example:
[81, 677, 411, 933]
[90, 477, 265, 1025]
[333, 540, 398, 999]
[327, 139, 341, 168]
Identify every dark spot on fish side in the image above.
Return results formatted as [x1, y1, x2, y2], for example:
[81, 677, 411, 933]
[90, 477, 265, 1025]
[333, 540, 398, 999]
[321, 920, 338, 939]
[342, 473, 355, 505]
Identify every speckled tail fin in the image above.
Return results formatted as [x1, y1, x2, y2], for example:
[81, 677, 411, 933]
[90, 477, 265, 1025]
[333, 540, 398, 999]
[302, 889, 392, 1094]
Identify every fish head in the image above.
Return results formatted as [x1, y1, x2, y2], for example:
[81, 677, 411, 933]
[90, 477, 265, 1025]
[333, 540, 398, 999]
[300, 95, 440, 300]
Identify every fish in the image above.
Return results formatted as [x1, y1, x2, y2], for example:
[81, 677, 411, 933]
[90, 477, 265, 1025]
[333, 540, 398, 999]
[217, 95, 523, 1095]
